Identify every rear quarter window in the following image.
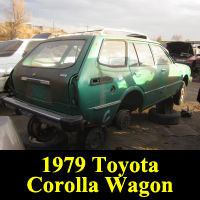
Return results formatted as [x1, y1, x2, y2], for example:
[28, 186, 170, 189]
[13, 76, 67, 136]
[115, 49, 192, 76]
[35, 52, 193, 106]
[128, 43, 139, 67]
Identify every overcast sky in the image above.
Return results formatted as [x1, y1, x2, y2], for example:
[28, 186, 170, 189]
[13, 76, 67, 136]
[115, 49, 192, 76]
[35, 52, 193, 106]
[0, 0, 200, 40]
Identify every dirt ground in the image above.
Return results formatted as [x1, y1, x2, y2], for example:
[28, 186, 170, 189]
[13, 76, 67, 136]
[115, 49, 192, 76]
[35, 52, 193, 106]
[0, 81, 200, 150]
[105, 102, 200, 150]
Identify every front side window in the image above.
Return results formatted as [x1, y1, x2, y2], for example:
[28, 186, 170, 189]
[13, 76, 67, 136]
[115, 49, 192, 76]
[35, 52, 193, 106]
[134, 43, 154, 66]
[22, 40, 85, 68]
[0, 40, 23, 57]
[151, 45, 172, 65]
[99, 40, 126, 67]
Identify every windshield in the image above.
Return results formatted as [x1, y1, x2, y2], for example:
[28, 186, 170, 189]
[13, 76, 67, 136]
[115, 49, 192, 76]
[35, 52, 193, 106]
[22, 40, 85, 68]
[0, 40, 23, 57]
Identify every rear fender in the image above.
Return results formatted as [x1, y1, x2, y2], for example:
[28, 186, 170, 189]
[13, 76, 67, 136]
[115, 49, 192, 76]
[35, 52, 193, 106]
[116, 86, 144, 111]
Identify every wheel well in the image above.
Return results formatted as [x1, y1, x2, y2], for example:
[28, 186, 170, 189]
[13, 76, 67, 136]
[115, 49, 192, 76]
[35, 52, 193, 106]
[183, 75, 188, 86]
[119, 91, 143, 111]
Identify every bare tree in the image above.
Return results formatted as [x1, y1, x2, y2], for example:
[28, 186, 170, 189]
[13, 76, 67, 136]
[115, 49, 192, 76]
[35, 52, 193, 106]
[0, 24, 7, 40]
[155, 35, 162, 42]
[171, 34, 182, 41]
[4, 0, 29, 39]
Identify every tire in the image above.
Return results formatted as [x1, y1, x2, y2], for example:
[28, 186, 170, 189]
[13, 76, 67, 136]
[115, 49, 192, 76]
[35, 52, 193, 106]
[15, 108, 22, 115]
[156, 97, 174, 114]
[0, 99, 5, 108]
[28, 129, 68, 149]
[197, 88, 200, 103]
[78, 127, 106, 150]
[174, 82, 186, 105]
[149, 108, 180, 125]
[115, 110, 131, 130]
[27, 116, 67, 147]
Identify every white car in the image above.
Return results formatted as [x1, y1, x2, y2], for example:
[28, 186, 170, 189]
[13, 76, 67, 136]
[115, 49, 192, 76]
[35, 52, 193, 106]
[193, 44, 200, 55]
[0, 39, 44, 92]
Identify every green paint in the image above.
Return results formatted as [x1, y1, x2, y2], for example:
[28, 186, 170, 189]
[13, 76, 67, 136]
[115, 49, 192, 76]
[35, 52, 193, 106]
[12, 35, 191, 125]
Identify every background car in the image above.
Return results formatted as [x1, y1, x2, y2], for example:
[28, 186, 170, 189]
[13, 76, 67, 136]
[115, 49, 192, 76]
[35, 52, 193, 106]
[0, 38, 44, 92]
[166, 41, 200, 73]
[32, 33, 52, 39]
[193, 44, 200, 56]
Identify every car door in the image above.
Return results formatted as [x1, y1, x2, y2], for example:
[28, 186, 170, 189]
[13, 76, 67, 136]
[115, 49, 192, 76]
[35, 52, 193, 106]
[78, 39, 131, 124]
[150, 44, 179, 98]
[129, 42, 163, 107]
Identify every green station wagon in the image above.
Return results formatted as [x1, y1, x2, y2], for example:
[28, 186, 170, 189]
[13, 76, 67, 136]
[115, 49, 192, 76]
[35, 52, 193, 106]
[3, 32, 191, 149]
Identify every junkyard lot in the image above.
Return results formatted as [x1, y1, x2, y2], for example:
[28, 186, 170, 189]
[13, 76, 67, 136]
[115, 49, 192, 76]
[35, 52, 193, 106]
[0, 81, 200, 150]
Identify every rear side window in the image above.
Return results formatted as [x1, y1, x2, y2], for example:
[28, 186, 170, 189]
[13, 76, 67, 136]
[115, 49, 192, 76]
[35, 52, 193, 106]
[134, 43, 154, 66]
[24, 41, 42, 55]
[151, 45, 172, 65]
[22, 40, 85, 68]
[0, 40, 23, 57]
[129, 43, 139, 67]
[99, 40, 126, 67]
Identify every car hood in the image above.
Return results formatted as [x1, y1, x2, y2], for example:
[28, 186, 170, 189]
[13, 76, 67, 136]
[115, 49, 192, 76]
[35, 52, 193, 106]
[166, 42, 194, 57]
[175, 63, 191, 76]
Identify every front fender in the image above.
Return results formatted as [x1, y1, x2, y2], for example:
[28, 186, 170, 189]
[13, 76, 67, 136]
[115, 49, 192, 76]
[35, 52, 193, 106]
[178, 63, 191, 80]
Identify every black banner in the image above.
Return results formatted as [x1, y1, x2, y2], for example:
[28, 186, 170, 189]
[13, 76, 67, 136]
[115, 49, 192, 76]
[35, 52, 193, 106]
[1, 150, 199, 199]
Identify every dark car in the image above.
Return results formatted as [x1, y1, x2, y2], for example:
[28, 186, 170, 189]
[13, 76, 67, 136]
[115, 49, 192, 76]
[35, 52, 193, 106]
[166, 41, 200, 73]
[32, 33, 52, 39]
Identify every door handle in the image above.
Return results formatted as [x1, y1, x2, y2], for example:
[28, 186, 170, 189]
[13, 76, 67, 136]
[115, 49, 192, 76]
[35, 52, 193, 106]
[133, 72, 142, 77]
[90, 78, 100, 85]
[90, 76, 113, 86]
[161, 68, 167, 72]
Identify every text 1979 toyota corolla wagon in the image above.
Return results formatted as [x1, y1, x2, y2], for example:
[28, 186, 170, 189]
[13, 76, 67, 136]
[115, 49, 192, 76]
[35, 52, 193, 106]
[3, 34, 191, 149]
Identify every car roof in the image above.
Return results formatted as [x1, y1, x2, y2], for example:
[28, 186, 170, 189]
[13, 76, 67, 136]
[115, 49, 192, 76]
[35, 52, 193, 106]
[44, 34, 158, 44]
[47, 35, 94, 41]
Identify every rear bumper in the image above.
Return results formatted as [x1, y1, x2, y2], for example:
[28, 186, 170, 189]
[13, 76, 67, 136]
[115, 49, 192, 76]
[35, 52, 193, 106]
[2, 97, 83, 130]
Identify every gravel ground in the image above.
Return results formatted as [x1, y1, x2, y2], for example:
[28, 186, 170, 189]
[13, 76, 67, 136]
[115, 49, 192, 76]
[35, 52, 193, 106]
[0, 81, 200, 150]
